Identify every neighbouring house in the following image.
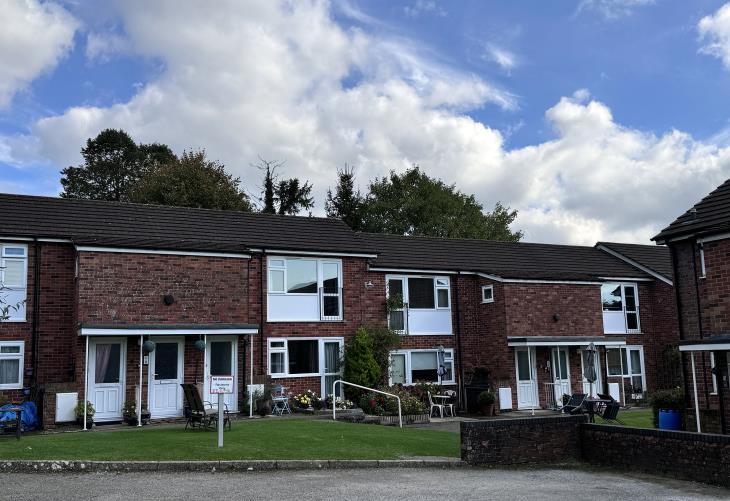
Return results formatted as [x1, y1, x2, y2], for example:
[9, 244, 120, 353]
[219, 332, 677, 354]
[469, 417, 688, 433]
[0, 193, 679, 427]
[653, 179, 730, 434]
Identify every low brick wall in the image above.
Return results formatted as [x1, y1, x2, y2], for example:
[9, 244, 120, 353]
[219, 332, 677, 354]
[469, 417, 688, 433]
[582, 424, 730, 488]
[461, 415, 587, 466]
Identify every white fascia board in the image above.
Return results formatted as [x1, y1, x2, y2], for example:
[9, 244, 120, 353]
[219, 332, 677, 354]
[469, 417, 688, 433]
[507, 339, 626, 347]
[80, 327, 258, 336]
[597, 276, 656, 283]
[595, 245, 673, 285]
[250, 248, 377, 258]
[502, 278, 602, 285]
[679, 343, 730, 352]
[75, 246, 250, 259]
[369, 267, 458, 275]
[0, 236, 73, 243]
[698, 232, 730, 244]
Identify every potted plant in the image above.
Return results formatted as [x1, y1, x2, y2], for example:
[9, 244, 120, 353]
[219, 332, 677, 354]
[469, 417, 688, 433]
[255, 387, 272, 417]
[75, 400, 95, 426]
[650, 388, 684, 430]
[477, 390, 496, 416]
[122, 400, 150, 425]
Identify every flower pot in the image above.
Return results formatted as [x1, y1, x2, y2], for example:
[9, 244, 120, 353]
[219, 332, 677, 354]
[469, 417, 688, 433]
[658, 409, 682, 430]
[256, 400, 271, 417]
[480, 403, 494, 416]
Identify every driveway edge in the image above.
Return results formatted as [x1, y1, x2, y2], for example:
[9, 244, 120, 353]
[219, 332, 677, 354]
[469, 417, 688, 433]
[0, 458, 464, 473]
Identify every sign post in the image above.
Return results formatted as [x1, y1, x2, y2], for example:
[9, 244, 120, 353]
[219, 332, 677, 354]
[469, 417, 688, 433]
[210, 375, 234, 448]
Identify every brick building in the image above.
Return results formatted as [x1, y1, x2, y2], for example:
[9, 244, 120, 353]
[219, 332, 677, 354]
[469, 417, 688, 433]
[654, 179, 730, 434]
[0, 193, 678, 427]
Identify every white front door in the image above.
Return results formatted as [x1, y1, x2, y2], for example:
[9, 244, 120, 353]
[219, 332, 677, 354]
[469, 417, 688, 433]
[581, 348, 602, 398]
[322, 340, 343, 398]
[515, 348, 538, 409]
[551, 347, 571, 405]
[204, 337, 237, 412]
[89, 338, 126, 422]
[148, 338, 184, 418]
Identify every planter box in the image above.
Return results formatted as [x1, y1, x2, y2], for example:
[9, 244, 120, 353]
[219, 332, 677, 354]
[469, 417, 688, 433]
[378, 413, 430, 425]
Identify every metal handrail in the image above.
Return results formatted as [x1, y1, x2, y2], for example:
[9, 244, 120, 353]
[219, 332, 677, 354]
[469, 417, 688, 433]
[332, 380, 402, 428]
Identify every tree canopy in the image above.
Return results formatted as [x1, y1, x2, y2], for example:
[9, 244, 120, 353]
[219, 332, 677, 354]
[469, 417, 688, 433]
[130, 150, 252, 211]
[60, 129, 175, 202]
[326, 165, 522, 241]
[258, 159, 314, 215]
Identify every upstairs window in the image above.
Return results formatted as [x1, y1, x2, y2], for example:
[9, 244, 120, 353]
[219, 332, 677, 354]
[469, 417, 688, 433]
[267, 257, 342, 321]
[481, 285, 494, 303]
[387, 276, 451, 311]
[1, 244, 27, 322]
[601, 283, 640, 334]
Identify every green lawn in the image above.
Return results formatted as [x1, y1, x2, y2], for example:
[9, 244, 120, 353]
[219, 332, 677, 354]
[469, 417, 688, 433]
[0, 419, 459, 461]
[595, 407, 653, 428]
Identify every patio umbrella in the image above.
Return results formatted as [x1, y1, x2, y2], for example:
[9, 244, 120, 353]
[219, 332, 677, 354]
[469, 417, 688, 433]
[584, 343, 597, 397]
[437, 345, 447, 379]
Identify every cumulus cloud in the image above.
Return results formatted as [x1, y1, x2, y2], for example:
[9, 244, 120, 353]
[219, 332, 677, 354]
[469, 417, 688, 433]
[85, 32, 132, 63]
[483, 43, 518, 73]
[699, 3, 730, 69]
[0, 0, 78, 108]
[4, 0, 730, 245]
[576, 0, 655, 20]
[403, 1, 446, 19]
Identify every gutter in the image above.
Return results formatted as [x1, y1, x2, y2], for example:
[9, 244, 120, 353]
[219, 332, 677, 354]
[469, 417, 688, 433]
[453, 274, 464, 407]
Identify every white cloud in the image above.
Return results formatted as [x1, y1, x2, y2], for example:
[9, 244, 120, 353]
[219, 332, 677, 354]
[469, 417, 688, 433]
[576, 0, 655, 20]
[0, 0, 78, 108]
[85, 31, 132, 63]
[483, 43, 518, 73]
[4, 0, 730, 246]
[699, 3, 730, 69]
[403, 1, 446, 19]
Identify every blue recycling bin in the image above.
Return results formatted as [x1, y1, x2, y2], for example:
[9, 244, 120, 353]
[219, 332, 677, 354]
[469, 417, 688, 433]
[658, 409, 682, 430]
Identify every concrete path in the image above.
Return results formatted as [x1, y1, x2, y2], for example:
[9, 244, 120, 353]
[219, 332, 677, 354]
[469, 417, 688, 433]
[3, 467, 727, 500]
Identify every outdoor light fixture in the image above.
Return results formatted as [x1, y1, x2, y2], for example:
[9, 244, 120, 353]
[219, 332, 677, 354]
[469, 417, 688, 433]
[553, 313, 560, 322]
[163, 294, 175, 305]
[142, 340, 156, 353]
[194, 339, 206, 352]
[364, 281, 374, 289]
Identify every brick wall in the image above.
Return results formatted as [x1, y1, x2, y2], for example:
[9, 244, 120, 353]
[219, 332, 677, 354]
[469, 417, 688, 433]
[581, 424, 730, 488]
[461, 415, 587, 465]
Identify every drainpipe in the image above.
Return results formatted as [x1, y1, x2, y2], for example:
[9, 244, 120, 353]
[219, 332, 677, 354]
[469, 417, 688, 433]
[138, 335, 143, 427]
[670, 245, 691, 411]
[691, 241, 712, 411]
[30, 239, 41, 386]
[454, 273, 464, 407]
[259, 250, 266, 374]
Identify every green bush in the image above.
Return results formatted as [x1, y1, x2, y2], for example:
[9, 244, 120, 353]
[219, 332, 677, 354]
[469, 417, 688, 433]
[343, 327, 381, 394]
[649, 387, 684, 427]
[359, 387, 427, 416]
[364, 324, 402, 380]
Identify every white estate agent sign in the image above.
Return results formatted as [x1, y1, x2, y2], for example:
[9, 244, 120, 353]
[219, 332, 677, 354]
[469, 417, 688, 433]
[210, 375, 234, 394]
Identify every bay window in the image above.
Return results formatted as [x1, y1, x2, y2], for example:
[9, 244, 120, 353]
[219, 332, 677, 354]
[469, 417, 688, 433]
[601, 282, 640, 334]
[1, 244, 27, 322]
[0, 340, 24, 389]
[267, 257, 342, 321]
[389, 349, 454, 385]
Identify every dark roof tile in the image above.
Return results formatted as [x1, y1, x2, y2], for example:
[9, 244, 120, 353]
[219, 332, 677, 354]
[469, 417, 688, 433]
[654, 178, 730, 241]
[596, 241, 672, 280]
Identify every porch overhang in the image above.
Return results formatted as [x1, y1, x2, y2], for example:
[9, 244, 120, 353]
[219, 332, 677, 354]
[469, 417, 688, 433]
[507, 336, 626, 347]
[678, 335, 730, 352]
[78, 324, 259, 336]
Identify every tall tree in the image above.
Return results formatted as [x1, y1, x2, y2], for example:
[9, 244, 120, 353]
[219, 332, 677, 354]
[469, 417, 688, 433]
[256, 158, 314, 215]
[362, 166, 522, 241]
[60, 129, 176, 202]
[130, 150, 251, 211]
[325, 165, 364, 231]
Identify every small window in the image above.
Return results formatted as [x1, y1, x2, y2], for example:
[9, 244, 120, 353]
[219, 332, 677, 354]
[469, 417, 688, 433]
[0, 341, 23, 389]
[269, 269, 285, 293]
[435, 278, 450, 308]
[481, 285, 494, 303]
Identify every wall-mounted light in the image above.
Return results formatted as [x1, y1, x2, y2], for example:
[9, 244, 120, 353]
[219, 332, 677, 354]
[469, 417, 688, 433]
[163, 294, 175, 306]
[364, 281, 374, 289]
[553, 313, 560, 322]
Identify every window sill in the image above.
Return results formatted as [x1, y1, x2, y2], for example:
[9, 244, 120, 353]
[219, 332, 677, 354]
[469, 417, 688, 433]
[0, 319, 27, 323]
[0, 384, 23, 390]
[406, 332, 453, 336]
[269, 373, 323, 379]
[604, 332, 642, 335]
[267, 319, 343, 323]
[481, 300, 494, 304]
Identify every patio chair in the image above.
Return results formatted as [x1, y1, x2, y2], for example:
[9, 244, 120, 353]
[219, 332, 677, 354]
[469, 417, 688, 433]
[181, 383, 215, 430]
[428, 391, 445, 418]
[560, 393, 587, 415]
[443, 389, 456, 417]
[598, 400, 624, 425]
[271, 385, 291, 416]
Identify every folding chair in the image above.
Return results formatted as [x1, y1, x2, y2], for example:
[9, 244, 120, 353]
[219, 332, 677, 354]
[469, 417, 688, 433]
[443, 389, 456, 417]
[560, 393, 587, 415]
[598, 401, 625, 425]
[271, 385, 291, 415]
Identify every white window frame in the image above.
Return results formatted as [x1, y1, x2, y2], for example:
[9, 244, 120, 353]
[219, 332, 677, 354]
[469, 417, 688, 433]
[385, 275, 451, 311]
[710, 352, 730, 395]
[481, 285, 494, 303]
[0, 340, 24, 389]
[266, 256, 343, 321]
[388, 348, 455, 386]
[601, 282, 641, 334]
[1, 243, 28, 322]
[267, 337, 344, 378]
[605, 345, 646, 395]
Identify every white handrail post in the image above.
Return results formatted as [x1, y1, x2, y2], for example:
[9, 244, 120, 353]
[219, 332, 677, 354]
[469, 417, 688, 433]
[331, 379, 403, 428]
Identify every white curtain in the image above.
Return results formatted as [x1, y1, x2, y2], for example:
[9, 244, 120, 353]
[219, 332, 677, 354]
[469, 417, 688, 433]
[95, 344, 112, 384]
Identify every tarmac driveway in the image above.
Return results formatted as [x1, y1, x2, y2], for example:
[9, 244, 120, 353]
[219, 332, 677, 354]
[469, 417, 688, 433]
[2, 467, 727, 500]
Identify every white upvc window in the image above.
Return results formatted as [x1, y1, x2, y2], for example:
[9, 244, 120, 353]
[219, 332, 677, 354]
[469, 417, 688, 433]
[267, 257, 343, 321]
[267, 337, 343, 378]
[389, 349, 455, 385]
[481, 285, 494, 303]
[601, 282, 640, 334]
[710, 352, 730, 394]
[385, 275, 452, 335]
[0, 340, 24, 389]
[1, 244, 28, 322]
[605, 345, 646, 396]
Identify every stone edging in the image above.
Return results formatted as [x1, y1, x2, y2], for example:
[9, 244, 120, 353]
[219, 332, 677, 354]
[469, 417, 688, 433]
[0, 458, 464, 473]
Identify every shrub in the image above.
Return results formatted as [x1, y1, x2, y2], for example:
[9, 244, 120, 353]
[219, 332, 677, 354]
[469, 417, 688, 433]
[364, 324, 402, 380]
[649, 387, 684, 427]
[359, 387, 427, 416]
[75, 400, 95, 419]
[478, 391, 495, 406]
[409, 383, 442, 403]
[343, 327, 381, 394]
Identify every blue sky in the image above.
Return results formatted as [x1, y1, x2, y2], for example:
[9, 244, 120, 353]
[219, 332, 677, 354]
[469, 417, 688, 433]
[3, 0, 730, 244]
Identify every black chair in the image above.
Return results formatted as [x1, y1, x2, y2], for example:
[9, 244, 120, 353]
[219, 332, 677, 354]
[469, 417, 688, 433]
[560, 393, 587, 414]
[598, 401, 624, 425]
